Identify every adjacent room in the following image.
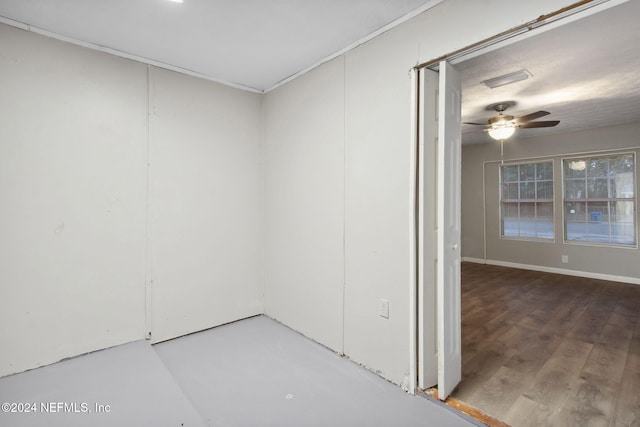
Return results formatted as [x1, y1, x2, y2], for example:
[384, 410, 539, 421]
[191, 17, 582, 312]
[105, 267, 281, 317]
[0, 0, 637, 426]
[454, 1, 640, 425]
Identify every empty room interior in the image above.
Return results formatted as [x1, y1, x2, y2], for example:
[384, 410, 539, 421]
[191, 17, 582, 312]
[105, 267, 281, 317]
[454, 1, 640, 425]
[0, 1, 638, 426]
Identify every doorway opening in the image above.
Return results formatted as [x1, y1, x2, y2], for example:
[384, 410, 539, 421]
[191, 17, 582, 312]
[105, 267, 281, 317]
[412, 0, 635, 407]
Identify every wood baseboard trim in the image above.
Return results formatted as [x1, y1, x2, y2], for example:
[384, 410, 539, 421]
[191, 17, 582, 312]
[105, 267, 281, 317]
[424, 388, 511, 427]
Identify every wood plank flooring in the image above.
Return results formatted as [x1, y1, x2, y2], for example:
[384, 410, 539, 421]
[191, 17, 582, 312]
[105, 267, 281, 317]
[453, 262, 640, 427]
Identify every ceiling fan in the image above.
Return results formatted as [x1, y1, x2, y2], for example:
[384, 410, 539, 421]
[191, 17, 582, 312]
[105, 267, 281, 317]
[465, 102, 560, 140]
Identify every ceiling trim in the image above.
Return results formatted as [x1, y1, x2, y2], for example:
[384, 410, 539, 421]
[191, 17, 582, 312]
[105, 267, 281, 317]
[263, 0, 445, 93]
[1, 0, 445, 95]
[0, 15, 264, 93]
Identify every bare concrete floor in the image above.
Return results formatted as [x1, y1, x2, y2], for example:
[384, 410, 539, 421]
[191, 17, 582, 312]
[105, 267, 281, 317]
[0, 340, 204, 427]
[1, 315, 482, 427]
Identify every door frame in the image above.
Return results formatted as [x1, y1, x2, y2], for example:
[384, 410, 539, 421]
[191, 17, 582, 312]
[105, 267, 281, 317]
[408, 0, 628, 395]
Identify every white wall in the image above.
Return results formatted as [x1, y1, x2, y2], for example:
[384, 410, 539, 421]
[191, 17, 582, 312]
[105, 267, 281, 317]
[0, 25, 148, 377]
[1, 0, 586, 384]
[0, 24, 264, 377]
[342, 21, 421, 385]
[264, 58, 345, 353]
[462, 123, 640, 282]
[149, 68, 264, 343]
[264, 0, 577, 386]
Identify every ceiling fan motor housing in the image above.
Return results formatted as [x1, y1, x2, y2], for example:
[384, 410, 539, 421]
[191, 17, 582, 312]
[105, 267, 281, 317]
[489, 114, 514, 125]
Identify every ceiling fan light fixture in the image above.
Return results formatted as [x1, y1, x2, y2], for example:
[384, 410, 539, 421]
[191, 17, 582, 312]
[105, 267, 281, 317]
[488, 124, 516, 140]
[482, 69, 532, 89]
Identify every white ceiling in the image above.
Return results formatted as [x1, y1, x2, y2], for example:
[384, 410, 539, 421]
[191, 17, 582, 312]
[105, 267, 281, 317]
[0, 0, 440, 92]
[458, 0, 640, 144]
[1, 0, 638, 144]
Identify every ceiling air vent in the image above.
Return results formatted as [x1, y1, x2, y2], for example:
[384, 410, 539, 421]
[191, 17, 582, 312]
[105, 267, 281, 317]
[481, 69, 532, 89]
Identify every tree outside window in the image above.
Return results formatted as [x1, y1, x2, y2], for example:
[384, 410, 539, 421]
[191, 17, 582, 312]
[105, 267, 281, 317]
[500, 161, 554, 240]
[563, 153, 636, 246]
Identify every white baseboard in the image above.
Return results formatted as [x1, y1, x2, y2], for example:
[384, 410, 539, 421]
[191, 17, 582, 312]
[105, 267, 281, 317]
[466, 258, 640, 286]
[461, 257, 486, 264]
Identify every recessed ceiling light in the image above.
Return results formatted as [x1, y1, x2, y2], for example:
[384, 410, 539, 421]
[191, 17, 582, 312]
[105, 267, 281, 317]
[481, 69, 532, 89]
[167, 0, 183, 3]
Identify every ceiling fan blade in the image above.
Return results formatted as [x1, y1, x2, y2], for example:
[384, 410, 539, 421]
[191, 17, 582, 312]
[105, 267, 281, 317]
[519, 120, 560, 128]
[517, 111, 550, 122]
[463, 122, 489, 126]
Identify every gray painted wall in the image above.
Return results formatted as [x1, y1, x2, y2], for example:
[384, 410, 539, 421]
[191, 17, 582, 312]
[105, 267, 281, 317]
[462, 122, 640, 282]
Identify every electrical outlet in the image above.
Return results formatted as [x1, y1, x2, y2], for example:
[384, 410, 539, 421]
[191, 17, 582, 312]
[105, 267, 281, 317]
[379, 298, 389, 319]
[562, 255, 569, 263]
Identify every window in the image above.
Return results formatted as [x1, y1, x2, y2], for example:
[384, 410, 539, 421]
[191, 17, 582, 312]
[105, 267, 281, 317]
[500, 161, 554, 240]
[563, 153, 636, 246]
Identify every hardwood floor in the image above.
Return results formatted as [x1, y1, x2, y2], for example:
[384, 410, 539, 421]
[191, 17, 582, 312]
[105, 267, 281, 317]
[453, 262, 640, 427]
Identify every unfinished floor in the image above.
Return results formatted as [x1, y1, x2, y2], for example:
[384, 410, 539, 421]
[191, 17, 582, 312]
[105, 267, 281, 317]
[454, 263, 640, 427]
[0, 315, 481, 427]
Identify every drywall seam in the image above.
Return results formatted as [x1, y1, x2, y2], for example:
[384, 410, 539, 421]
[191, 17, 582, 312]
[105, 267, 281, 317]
[144, 65, 154, 340]
[341, 55, 347, 356]
[260, 89, 267, 313]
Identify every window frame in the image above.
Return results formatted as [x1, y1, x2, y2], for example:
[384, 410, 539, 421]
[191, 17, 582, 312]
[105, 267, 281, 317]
[561, 151, 638, 249]
[499, 159, 556, 242]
